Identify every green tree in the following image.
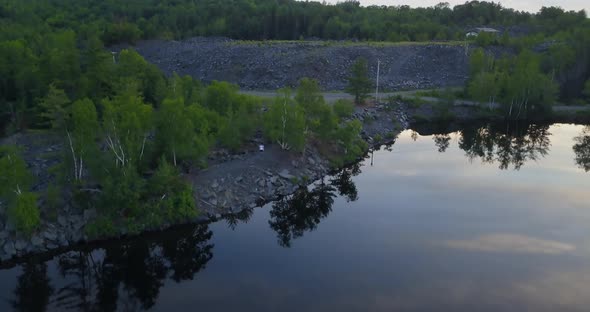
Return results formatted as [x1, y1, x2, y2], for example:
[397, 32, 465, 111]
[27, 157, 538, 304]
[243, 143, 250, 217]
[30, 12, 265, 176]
[333, 99, 355, 119]
[37, 83, 70, 129]
[68, 98, 99, 181]
[102, 86, 154, 168]
[0, 146, 32, 199]
[0, 147, 40, 235]
[468, 72, 500, 109]
[204, 81, 240, 115]
[148, 157, 197, 222]
[10, 192, 40, 235]
[346, 57, 373, 105]
[295, 78, 335, 139]
[295, 78, 324, 114]
[157, 98, 209, 166]
[263, 89, 306, 152]
[333, 120, 367, 163]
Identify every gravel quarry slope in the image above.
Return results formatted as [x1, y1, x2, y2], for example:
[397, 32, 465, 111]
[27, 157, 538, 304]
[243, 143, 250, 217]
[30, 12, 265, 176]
[131, 37, 470, 91]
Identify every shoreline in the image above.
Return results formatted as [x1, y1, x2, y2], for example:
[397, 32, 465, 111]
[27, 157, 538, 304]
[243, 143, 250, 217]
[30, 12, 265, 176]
[0, 100, 407, 264]
[0, 101, 589, 265]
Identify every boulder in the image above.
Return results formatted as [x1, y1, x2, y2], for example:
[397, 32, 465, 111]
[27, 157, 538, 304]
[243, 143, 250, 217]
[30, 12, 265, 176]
[278, 169, 295, 180]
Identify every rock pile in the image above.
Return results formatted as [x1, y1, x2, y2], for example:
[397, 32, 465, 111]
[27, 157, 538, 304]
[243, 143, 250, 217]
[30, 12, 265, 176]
[130, 37, 471, 91]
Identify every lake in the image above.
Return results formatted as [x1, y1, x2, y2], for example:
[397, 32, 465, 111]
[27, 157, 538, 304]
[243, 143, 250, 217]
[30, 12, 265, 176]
[1, 122, 589, 312]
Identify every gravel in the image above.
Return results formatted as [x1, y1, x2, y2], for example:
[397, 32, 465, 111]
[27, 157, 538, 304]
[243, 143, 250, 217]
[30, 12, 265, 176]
[126, 37, 472, 91]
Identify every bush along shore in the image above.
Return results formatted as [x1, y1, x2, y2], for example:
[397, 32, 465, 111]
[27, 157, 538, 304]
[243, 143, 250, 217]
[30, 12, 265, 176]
[0, 60, 413, 262]
[2, 87, 589, 264]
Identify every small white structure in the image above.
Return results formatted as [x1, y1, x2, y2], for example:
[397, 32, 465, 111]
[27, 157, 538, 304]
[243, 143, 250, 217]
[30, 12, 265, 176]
[466, 27, 500, 38]
[259, 144, 265, 152]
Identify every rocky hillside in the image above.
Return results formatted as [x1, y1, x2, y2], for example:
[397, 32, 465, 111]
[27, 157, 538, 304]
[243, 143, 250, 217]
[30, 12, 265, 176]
[129, 37, 471, 91]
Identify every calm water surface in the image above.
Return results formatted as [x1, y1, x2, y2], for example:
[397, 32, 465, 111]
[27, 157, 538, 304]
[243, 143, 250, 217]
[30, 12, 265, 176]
[1, 122, 590, 312]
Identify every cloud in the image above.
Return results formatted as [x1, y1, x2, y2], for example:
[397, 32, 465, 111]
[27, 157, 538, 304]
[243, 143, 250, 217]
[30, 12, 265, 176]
[443, 234, 575, 254]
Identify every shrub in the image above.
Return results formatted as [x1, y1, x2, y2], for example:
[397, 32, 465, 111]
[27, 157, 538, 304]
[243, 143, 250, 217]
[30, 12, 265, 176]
[333, 99, 355, 119]
[9, 192, 41, 236]
[85, 217, 117, 239]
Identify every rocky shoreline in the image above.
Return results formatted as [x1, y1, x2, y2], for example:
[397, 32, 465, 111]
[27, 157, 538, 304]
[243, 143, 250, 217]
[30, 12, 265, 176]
[0, 100, 410, 263]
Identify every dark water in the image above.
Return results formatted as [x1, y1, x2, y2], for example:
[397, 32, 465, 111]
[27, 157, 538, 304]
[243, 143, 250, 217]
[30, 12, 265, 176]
[1, 122, 590, 312]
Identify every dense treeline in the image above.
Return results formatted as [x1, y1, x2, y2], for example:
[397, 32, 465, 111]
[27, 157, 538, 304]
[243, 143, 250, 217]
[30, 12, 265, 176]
[1, 0, 587, 43]
[466, 20, 590, 114]
[0, 63, 365, 237]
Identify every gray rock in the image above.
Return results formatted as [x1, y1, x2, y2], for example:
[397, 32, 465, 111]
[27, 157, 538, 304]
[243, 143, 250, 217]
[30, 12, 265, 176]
[3, 242, 16, 257]
[43, 230, 58, 241]
[211, 181, 219, 189]
[235, 176, 243, 183]
[57, 215, 67, 227]
[73, 220, 85, 232]
[307, 157, 316, 165]
[83, 209, 97, 222]
[270, 176, 279, 185]
[47, 243, 58, 250]
[278, 169, 295, 180]
[14, 239, 27, 251]
[31, 235, 44, 247]
[58, 234, 67, 246]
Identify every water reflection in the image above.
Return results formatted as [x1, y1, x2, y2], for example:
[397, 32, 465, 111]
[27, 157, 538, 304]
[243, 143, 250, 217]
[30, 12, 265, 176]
[11, 262, 53, 312]
[459, 123, 551, 170]
[9, 224, 213, 312]
[269, 165, 360, 247]
[414, 122, 552, 170]
[573, 126, 590, 172]
[2, 122, 590, 312]
[433, 134, 451, 153]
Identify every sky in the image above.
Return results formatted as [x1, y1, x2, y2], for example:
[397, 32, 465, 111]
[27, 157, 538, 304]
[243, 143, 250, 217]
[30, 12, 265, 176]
[320, 0, 589, 14]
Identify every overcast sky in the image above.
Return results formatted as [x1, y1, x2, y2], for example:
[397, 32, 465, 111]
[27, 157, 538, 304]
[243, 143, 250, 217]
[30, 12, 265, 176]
[320, 1, 589, 14]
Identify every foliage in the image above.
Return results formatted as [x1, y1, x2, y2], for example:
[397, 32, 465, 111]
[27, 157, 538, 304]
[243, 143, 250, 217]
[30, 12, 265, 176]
[468, 49, 558, 119]
[0, 146, 32, 199]
[85, 217, 117, 239]
[68, 98, 100, 181]
[157, 98, 209, 166]
[102, 85, 154, 168]
[148, 158, 198, 223]
[263, 89, 306, 152]
[295, 78, 325, 115]
[333, 99, 355, 119]
[8, 192, 41, 236]
[37, 84, 70, 129]
[346, 57, 373, 105]
[332, 120, 368, 165]
[0, 147, 40, 235]
[573, 127, 590, 172]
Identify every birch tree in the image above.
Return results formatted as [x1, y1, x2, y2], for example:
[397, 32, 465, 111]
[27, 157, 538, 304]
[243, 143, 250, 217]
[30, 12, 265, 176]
[102, 86, 153, 169]
[263, 89, 306, 152]
[68, 98, 99, 181]
[0, 146, 40, 235]
[157, 98, 209, 166]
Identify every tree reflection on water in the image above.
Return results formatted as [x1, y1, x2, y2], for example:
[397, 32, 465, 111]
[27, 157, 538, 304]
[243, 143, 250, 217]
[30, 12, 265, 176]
[10, 224, 213, 312]
[458, 122, 551, 170]
[573, 126, 590, 172]
[11, 261, 53, 312]
[269, 164, 361, 247]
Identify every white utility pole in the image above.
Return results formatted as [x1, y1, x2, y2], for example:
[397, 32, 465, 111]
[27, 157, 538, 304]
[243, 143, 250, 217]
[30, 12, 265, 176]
[375, 59, 381, 103]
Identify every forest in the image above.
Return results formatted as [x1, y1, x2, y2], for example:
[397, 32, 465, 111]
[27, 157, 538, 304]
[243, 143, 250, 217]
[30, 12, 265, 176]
[0, 0, 589, 238]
